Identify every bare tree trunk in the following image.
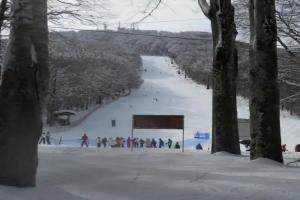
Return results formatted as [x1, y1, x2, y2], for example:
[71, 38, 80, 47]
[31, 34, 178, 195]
[0, 0, 49, 187]
[249, 0, 283, 163]
[0, 0, 7, 30]
[199, 0, 240, 154]
[0, 0, 8, 57]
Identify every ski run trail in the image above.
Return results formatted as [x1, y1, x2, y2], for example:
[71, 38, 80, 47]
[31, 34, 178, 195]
[53, 56, 300, 152]
[1, 56, 300, 200]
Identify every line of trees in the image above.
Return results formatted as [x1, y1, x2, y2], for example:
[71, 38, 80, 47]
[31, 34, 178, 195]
[0, 0, 109, 33]
[47, 32, 142, 125]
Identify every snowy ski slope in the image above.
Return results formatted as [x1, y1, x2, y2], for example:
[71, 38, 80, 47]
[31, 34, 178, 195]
[54, 56, 300, 151]
[1, 56, 300, 200]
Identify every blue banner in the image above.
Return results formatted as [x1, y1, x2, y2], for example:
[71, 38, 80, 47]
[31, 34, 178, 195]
[194, 132, 210, 140]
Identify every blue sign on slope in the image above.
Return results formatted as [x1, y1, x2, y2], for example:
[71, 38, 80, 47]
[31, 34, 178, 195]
[194, 132, 210, 140]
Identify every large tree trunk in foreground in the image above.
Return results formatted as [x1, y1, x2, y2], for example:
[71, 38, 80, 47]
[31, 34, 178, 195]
[249, 0, 283, 163]
[198, 0, 240, 154]
[0, 0, 49, 187]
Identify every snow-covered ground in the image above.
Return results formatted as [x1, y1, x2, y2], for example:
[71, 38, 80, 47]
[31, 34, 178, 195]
[1, 56, 300, 199]
[1, 147, 300, 200]
[52, 56, 300, 152]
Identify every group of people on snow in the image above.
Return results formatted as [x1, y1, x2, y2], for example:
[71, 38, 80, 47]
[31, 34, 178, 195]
[80, 134, 181, 149]
[39, 131, 51, 145]
[239, 139, 300, 153]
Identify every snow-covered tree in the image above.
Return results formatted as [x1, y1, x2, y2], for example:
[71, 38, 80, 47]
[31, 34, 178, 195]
[46, 32, 142, 124]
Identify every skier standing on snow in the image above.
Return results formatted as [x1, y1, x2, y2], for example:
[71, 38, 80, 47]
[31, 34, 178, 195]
[139, 138, 145, 148]
[127, 137, 131, 148]
[46, 131, 51, 145]
[196, 143, 203, 150]
[135, 138, 140, 148]
[174, 142, 180, 149]
[96, 137, 101, 148]
[159, 138, 164, 148]
[120, 137, 125, 147]
[116, 137, 121, 147]
[102, 137, 107, 148]
[81, 133, 89, 148]
[151, 138, 157, 148]
[39, 132, 46, 144]
[167, 138, 173, 149]
[132, 138, 136, 148]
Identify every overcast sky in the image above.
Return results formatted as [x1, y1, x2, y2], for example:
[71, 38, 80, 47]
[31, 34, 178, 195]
[48, 0, 212, 33]
[107, 0, 211, 33]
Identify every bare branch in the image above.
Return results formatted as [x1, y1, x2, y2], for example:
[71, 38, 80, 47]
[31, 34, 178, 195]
[277, 35, 296, 57]
[133, 0, 162, 25]
[198, 0, 211, 19]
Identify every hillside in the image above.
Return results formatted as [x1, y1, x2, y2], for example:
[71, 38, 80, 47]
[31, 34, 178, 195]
[0, 33, 143, 127]
[66, 29, 300, 117]
[53, 56, 300, 152]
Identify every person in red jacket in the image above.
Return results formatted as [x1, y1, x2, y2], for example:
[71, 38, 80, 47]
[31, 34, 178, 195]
[81, 133, 89, 148]
[281, 144, 287, 152]
[295, 144, 300, 152]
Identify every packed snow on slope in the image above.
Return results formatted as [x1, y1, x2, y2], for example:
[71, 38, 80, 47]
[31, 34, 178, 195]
[51, 56, 300, 152]
[1, 147, 300, 200]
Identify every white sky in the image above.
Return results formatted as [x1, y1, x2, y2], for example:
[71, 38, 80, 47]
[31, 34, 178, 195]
[106, 0, 211, 33]
[48, 0, 212, 33]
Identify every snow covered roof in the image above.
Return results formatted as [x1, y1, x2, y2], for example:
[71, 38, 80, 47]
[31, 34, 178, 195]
[53, 110, 77, 116]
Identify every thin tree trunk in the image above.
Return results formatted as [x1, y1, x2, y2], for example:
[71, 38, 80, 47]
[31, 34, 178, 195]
[0, 0, 7, 30]
[199, 0, 240, 154]
[0, 0, 49, 187]
[249, 0, 283, 163]
[0, 0, 8, 61]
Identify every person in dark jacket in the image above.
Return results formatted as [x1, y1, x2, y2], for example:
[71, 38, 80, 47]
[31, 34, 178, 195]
[81, 133, 89, 148]
[127, 137, 131, 148]
[281, 144, 287, 152]
[139, 138, 145, 148]
[167, 138, 173, 149]
[102, 137, 107, 148]
[46, 131, 51, 145]
[174, 142, 180, 149]
[39, 132, 46, 144]
[159, 138, 164, 148]
[151, 138, 157, 148]
[96, 137, 101, 148]
[295, 144, 300, 152]
[240, 139, 251, 151]
[196, 143, 203, 150]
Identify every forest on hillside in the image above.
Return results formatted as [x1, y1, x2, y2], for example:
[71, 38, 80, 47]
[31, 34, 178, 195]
[0, 32, 143, 125]
[66, 28, 300, 117]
